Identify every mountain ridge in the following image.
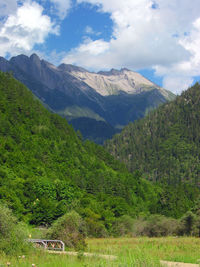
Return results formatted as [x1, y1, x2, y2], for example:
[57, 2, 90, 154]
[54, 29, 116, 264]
[0, 54, 175, 143]
[59, 63, 173, 98]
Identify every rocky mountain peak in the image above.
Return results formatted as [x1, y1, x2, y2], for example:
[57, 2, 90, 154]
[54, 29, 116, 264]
[30, 53, 40, 62]
[97, 69, 120, 76]
[98, 68, 131, 76]
[69, 66, 161, 96]
[58, 63, 87, 73]
[110, 69, 121, 75]
[120, 67, 130, 72]
[10, 54, 29, 65]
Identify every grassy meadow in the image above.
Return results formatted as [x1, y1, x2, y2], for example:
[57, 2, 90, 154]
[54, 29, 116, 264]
[0, 237, 199, 267]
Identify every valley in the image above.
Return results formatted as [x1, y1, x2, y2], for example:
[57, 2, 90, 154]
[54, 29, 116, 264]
[0, 1, 200, 266]
[0, 71, 199, 265]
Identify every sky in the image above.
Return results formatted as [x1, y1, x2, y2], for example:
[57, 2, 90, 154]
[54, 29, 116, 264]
[0, 0, 200, 94]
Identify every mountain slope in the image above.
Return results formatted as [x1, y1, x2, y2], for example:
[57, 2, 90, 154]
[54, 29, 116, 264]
[0, 71, 166, 225]
[0, 71, 198, 221]
[105, 83, 200, 187]
[0, 54, 175, 143]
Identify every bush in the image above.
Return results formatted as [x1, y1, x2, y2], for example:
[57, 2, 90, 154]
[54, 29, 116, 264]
[79, 207, 108, 237]
[85, 217, 107, 237]
[46, 211, 86, 250]
[112, 215, 135, 236]
[194, 210, 200, 237]
[133, 215, 179, 237]
[179, 211, 196, 236]
[0, 203, 30, 254]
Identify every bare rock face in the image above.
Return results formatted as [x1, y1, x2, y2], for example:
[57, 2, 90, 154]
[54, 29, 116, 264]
[0, 54, 175, 143]
[60, 64, 174, 101]
[67, 68, 154, 96]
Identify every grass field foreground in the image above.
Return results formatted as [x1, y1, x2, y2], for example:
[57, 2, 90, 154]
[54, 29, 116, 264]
[0, 237, 199, 266]
[87, 237, 200, 265]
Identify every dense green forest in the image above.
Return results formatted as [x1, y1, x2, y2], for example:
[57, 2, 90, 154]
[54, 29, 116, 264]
[0, 71, 157, 228]
[105, 83, 200, 188]
[0, 72, 198, 237]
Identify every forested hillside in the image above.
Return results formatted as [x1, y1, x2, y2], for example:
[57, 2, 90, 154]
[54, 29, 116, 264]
[0, 72, 198, 235]
[105, 83, 200, 187]
[0, 71, 159, 228]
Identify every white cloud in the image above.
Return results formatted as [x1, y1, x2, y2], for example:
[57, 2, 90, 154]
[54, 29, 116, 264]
[155, 17, 200, 94]
[162, 76, 194, 95]
[0, 1, 58, 57]
[85, 26, 94, 34]
[49, 0, 71, 19]
[0, 0, 18, 17]
[77, 38, 109, 55]
[63, 0, 200, 93]
[64, 38, 110, 69]
[84, 26, 101, 36]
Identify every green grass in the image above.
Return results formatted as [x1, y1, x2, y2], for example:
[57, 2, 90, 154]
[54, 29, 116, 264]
[0, 251, 112, 267]
[58, 105, 105, 121]
[87, 237, 200, 265]
[0, 237, 199, 266]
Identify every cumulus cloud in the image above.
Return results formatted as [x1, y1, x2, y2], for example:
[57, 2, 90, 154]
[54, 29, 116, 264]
[49, 0, 71, 19]
[64, 38, 110, 69]
[0, 1, 58, 57]
[0, 0, 18, 18]
[155, 17, 200, 94]
[63, 0, 200, 93]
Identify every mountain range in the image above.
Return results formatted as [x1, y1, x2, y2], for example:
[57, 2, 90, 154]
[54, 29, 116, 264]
[0, 54, 175, 143]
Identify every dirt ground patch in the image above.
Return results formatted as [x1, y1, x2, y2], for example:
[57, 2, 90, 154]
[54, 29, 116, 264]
[48, 250, 117, 260]
[160, 260, 199, 267]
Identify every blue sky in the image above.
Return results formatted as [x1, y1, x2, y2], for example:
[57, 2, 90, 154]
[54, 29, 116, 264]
[45, 2, 113, 54]
[0, 0, 200, 94]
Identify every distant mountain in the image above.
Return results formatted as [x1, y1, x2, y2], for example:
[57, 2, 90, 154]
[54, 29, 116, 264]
[68, 66, 172, 98]
[105, 83, 200, 187]
[0, 54, 175, 143]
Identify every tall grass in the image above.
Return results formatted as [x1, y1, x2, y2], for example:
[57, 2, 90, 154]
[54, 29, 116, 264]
[87, 237, 200, 264]
[0, 237, 199, 266]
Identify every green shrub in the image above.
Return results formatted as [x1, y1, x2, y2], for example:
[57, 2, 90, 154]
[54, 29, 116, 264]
[133, 215, 179, 237]
[46, 211, 86, 250]
[179, 211, 196, 236]
[112, 215, 135, 236]
[79, 207, 108, 237]
[85, 217, 107, 237]
[0, 203, 30, 254]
